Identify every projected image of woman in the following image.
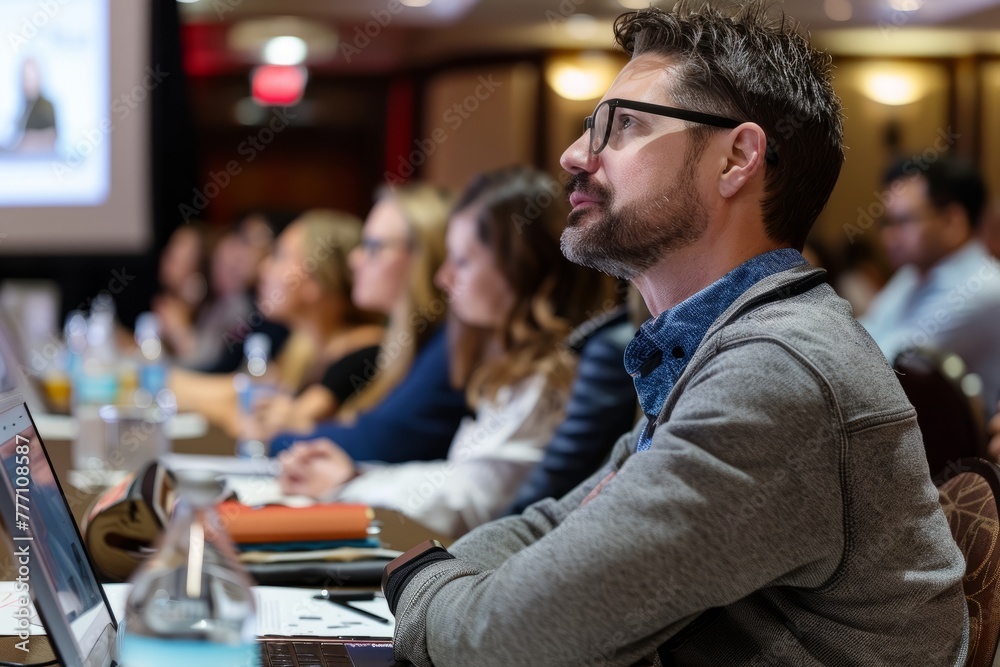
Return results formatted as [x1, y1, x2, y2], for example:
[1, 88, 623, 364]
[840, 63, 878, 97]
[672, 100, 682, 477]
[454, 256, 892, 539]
[13, 58, 58, 155]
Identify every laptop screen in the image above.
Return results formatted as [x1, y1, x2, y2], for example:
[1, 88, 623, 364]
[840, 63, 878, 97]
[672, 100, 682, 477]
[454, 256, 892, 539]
[0, 400, 115, 665]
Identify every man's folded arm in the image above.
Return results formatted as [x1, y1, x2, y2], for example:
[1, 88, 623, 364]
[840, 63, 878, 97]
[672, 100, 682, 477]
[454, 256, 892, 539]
[445, 423, 641, 570]
[388, 342, 845, 667]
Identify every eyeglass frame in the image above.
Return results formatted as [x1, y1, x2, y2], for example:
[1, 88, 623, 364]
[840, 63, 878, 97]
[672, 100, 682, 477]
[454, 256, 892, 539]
[583, 98, 778, 165]
[358, 236, 413, 256]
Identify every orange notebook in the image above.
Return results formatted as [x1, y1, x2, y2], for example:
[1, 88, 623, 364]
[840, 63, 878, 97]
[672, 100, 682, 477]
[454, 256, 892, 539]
[217, 501, 373, 544]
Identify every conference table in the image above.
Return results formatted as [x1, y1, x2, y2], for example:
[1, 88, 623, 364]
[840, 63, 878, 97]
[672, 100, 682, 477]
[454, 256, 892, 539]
[0, 414, 447, 663]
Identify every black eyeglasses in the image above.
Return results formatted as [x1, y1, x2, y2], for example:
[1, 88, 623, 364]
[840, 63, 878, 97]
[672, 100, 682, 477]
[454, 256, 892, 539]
[583, 98, 777, 164]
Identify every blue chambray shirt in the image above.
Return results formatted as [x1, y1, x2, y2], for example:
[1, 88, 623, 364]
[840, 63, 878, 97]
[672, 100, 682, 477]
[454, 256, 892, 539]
[628, 248, 807, 452]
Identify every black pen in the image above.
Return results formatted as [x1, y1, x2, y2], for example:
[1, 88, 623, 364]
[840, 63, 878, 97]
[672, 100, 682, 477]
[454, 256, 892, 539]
[329, 599, 391, 624]
[313, 590, 376, 603]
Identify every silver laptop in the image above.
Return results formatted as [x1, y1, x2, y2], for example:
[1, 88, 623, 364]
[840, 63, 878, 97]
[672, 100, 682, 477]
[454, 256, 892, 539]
[0, 384, 404, 667]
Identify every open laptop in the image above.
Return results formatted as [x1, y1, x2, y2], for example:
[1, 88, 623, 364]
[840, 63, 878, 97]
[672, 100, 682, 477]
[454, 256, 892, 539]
[0, 390, 406, 667]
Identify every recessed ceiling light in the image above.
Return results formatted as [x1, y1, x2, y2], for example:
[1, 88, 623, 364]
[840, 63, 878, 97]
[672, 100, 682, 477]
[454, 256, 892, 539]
[888, 0, 923, 11]
[263, 36, 308, 66]
[401, 0, 432, 6]
[176, 0, 199, 4]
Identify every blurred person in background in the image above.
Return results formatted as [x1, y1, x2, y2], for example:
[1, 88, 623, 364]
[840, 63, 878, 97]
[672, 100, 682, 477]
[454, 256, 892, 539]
[152, 223, 208, 356]
[278, 166, 617, 538]
[983, 198, 1000, 261]
[194, 212, 291, 375]
[170, 210, 383, 435]
[991, 407, 1000, 459]
[267, 184, 470, 462]
[504, 283, 639, 515]
[164, 229, 255, 370]
[861, 156, 1000, 419]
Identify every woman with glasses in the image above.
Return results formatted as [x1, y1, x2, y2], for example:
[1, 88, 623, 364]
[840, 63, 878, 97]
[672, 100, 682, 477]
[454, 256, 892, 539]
[277, 166, 616, 538]
[266, 184, 471, 466]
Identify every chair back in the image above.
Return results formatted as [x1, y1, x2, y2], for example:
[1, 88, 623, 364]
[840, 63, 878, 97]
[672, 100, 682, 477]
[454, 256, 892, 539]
[894, 348, 986, 477]
[938, 457, 1000, 667]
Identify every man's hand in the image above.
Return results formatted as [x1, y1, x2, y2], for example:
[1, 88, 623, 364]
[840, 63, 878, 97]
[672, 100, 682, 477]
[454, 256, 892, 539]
[277, 438, 357, 499]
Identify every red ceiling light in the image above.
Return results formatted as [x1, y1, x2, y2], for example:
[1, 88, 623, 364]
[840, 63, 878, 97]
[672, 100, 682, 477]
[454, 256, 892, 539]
[251, 65, 307, 106]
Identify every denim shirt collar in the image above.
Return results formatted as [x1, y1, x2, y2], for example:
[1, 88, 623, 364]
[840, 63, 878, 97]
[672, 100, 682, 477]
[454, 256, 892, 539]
[625, 248, 807, 420]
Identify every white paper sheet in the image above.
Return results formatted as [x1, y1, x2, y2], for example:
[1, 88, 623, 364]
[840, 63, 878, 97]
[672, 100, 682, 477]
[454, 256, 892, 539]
[0, 583, 391, 640]
[253, 586, 394, 639]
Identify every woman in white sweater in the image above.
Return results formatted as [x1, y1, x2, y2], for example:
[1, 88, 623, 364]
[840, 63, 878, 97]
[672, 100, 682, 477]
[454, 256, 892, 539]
[277, 166, 613, 537]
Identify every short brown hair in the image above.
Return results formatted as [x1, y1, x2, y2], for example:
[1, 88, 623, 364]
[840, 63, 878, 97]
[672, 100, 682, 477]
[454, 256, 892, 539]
[614, 1, 845, 249]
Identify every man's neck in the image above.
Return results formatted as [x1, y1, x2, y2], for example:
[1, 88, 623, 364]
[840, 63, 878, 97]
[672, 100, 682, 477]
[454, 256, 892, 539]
[915, 237, 976, 280]
[633, 236, 785, 317]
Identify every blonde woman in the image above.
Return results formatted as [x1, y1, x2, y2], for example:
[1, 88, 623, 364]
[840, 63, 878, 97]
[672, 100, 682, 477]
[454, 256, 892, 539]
[268, 184, 470, 464]
[170, 210, 383, 436]
[278, 167, 615, 538]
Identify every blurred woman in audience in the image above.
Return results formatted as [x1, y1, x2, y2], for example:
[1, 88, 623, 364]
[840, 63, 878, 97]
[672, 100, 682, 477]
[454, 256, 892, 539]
[152, 223, 208, 356]
[170, 210, 383, 435]
[194, 212, 290, 374]
[278, 166, 616, 538]
[165, 229, 256, 371]
[267, 184, 470, 461]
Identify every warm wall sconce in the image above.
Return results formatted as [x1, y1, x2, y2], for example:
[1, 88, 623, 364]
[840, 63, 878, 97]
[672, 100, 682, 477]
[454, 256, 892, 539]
[859, 65, 928, 106]
[545, 53, 620, 101]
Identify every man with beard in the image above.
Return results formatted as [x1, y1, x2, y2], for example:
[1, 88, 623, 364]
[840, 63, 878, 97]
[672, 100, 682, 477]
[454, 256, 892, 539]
[381, 3, 969, 666]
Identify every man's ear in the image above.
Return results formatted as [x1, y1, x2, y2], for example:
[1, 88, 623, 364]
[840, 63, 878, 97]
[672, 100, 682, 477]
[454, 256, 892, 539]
[718, 123, 768, 199]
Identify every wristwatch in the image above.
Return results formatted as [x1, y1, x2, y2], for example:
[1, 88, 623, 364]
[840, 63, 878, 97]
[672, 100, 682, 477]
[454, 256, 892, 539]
[381, 539, 452, 614]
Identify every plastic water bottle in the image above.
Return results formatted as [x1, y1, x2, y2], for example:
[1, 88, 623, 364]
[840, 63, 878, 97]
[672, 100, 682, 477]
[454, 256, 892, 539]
[134, 312, 169, 397]
[77, 294, 120, 405]
[121, 470, 258, 667]
[72, 297, 122, 470]
[233, 333, 273, 458]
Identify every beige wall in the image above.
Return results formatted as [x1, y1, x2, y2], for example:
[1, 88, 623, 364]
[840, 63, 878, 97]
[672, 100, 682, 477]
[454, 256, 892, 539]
[814, 59, 952, 251]
[421, 62, 540, 192]
[980, 61, 1000, 202]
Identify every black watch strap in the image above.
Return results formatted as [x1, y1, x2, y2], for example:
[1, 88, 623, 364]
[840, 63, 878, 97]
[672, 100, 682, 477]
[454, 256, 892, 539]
[382, 539, 454, 615]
